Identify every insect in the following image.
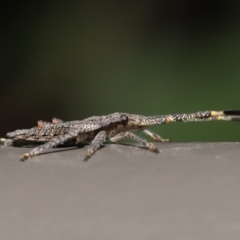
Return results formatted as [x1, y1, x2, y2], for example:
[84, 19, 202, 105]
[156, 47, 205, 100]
[0, 110, 240, 161]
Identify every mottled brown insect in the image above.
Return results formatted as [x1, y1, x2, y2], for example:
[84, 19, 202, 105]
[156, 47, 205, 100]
[1, 110, 240, 161]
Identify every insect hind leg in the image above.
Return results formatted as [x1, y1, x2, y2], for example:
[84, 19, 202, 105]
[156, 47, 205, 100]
[0, 138, 14, 146]
[20, 132, 76, 161]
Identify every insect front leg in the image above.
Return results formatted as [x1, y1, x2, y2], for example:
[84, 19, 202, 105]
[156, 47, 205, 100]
[84, 131, 106, 161]
[142, 129, 170, 142]
[110, 132, 160, 153]
[20, 132, 77, 161]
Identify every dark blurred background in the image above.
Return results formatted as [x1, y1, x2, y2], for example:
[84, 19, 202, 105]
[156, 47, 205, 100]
[1, 0, 240, 141]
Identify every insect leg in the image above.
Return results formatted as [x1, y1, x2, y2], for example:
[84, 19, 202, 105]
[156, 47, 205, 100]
[76, 133, 88, 146]
[142, 129, 170, 142]
[20, 132, 77, 161]
[84, 131, 106, 161]
[0, 138, 13, 146]
[110, 132, 160, 153]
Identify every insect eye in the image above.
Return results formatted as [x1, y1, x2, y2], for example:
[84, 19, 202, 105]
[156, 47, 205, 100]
[121, 115, 128, 123]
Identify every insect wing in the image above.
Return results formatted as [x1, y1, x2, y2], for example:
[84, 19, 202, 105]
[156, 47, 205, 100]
[76, 122, 109, 134]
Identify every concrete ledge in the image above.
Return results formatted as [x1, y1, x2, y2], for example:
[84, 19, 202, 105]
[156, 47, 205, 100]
[1, 142, 240, 240]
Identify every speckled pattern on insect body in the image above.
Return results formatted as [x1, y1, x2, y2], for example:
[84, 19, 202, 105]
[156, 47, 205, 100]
[1, 110, 240, 161]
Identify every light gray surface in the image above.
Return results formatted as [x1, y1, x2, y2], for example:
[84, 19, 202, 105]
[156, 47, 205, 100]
[1, 142, 240, 240]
